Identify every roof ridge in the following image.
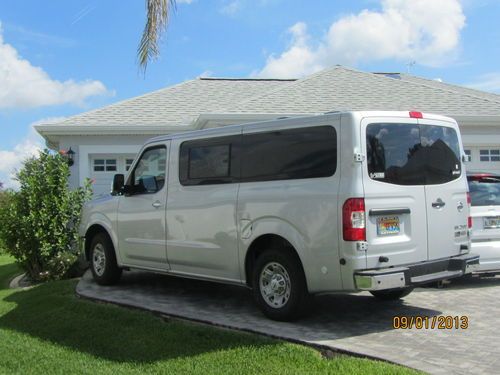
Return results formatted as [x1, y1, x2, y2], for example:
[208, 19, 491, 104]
[199, 77, 296, 81]
[40, 79, 199, 126]
[366, 71, 500, 106]
[222, 66, 345, 110]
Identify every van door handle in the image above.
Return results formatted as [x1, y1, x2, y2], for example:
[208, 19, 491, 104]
[432, 199, 445, 209]
[152, 201, 163, 209]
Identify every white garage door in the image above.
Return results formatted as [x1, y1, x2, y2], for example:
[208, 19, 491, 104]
[90, 154, 136, 196]
[464, 147, 500, 174]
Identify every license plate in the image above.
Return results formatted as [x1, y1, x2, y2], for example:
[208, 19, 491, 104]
[377, 216, 400, 235]
[484, 216, 500, 229]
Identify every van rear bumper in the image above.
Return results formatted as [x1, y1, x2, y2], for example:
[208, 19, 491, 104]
[354, 253, 480, 291]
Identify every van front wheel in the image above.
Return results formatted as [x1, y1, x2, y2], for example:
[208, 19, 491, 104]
[252, 249, 309, 321]
[370, 287, 413, 300]
[89, 232, 122, 285]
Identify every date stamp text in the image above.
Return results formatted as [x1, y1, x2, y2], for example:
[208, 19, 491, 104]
[393, 315, 469, 329]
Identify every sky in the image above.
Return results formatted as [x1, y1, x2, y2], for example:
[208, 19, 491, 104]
[0, 0, 500, 187]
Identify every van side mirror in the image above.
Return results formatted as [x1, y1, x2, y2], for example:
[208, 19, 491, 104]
[111, 174, 125, 195]
[462, 154, 471, 163]
[123, 184, 135, 196]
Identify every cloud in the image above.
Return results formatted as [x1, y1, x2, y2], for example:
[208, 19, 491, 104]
[0, 126, 44, 189]
[198, 70, 214, 78]
[254, 0, 466, 78]
[0, 23, 109, 109]
[253, 22, 325, 79]
[465, 73, 500, 93]
[177, 0, 195, 3]
[220, 0, 243, 16]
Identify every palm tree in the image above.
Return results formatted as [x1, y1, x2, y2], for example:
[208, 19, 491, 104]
[138, 0, 176, 71]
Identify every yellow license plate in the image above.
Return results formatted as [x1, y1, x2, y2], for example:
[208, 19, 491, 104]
[377, 216, 400, 235]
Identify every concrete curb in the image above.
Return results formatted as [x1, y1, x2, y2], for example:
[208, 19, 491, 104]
[9, 273, 26, 289]
[9, 273, 36, 290]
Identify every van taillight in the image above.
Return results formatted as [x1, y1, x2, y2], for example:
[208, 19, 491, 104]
[467, 192, 472, 228]
[343, 198, 366, 241]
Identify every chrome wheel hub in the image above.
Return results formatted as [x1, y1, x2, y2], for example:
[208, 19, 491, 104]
[93, 244, 106, 277]
[259, 262, 291, 308]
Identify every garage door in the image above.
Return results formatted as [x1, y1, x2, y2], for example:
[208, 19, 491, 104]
[90, 154, 136, 196]
[464, 147, 500, 174]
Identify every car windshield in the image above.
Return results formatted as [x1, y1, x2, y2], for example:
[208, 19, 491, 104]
[468, 175, 500, 206]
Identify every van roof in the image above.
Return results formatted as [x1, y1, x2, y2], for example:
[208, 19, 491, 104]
[145, 111, 457, 145]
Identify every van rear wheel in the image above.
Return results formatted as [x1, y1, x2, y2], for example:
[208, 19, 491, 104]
[90, 232, 122, 285]
[252, 249, 309, 321]
[370, 287, 413, 300]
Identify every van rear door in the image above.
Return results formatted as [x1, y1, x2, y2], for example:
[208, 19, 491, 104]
[417, 118, 468, 260]
[361, 117, 428, 269]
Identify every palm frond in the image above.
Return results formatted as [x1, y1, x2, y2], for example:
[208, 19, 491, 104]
[138, 0, 176, 72]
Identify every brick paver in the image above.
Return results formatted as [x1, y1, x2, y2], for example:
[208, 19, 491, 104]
[76, 271, 500, 374]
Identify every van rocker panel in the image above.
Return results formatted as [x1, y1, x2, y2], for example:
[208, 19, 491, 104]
[354, 253, 479, 291]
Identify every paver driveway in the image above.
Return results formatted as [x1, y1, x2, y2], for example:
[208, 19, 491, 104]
[77, 271, 500, 375]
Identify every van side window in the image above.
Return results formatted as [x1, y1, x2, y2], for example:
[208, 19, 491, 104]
[129, 146, 167, 194]
[189, 144, 230, 179]
[179, 135, 240, 186]
[366, 123, 461, 185]
[241, 126, 337, 182]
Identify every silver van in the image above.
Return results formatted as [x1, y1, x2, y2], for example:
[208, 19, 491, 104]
[80, 111, 479, 321]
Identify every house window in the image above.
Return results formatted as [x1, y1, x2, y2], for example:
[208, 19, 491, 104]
[125, 159, 134, 171]
[464, 149, 472, 162]
[480, 149, 500, 162]
[93, 159, 117, 172]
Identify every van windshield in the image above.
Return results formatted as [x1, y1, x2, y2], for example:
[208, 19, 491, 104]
[366, 123, 461, 185]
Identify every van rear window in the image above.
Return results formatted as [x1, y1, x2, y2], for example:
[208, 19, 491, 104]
[366, 123, 461, 185]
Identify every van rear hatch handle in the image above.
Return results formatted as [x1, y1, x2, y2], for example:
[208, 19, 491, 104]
[369, 208, 410, 216]
[431, 199, 445, 209]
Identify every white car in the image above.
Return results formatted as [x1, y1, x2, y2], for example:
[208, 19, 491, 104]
[468, 172, 500, 272]
[80, 111, 479, 321]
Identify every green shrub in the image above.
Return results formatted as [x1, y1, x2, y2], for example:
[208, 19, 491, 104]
[0, 186, 12, 254]
[0, 150, 92, 281]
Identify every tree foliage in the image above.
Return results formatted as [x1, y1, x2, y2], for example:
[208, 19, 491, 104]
[138, 0, 176, 71]
[0, 150, 92, 281]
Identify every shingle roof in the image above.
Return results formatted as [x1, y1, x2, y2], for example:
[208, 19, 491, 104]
[396, 73, 500, 104]
[40, 66, 500, 128]
[42, 78, 295, 127]
[225, 66, 500, 115]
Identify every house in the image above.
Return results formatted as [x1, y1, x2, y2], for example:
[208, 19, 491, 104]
[35, 66, 500, 196]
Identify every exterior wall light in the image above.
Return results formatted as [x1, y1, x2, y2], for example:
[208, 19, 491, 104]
[60, 147, 75, 166]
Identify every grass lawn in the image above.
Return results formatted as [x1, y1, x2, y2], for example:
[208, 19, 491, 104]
[0, 254, 418, 374]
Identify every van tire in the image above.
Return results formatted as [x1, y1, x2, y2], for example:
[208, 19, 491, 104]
[370, 287, 413, 300]
[252, 249, 309, 321]
[89, 232, 122, 285]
